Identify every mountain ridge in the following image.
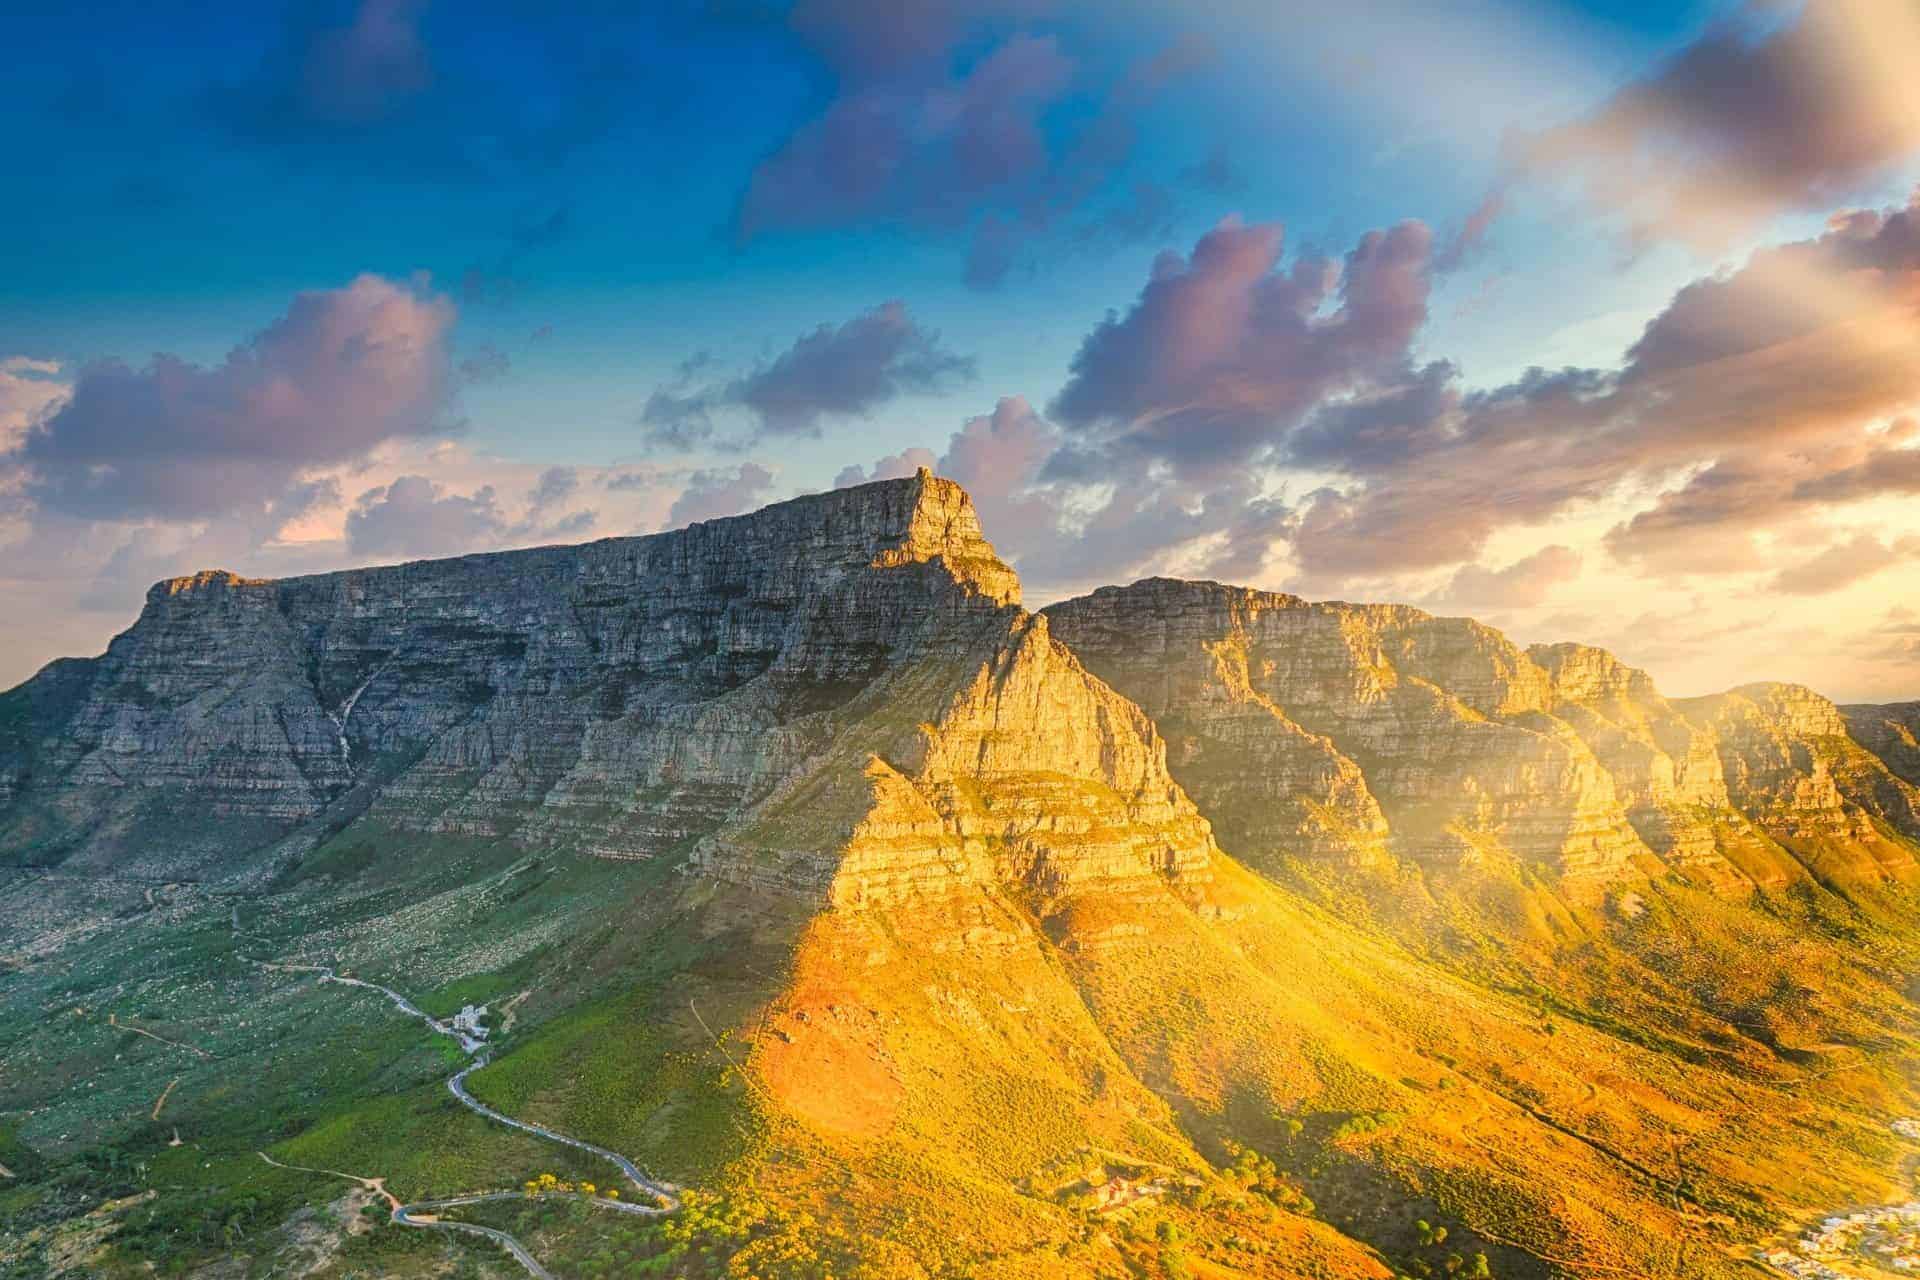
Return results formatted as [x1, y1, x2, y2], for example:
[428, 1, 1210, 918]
[6, 473, 1920, 1280]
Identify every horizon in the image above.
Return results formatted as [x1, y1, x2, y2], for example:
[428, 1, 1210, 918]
[14, 464, 1912, 707]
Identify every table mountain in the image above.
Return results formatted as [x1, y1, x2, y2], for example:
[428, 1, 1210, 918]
[5, 473, 1920, 1280]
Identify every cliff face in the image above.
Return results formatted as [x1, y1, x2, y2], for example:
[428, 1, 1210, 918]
[6, 484, 1918, 908]
[0, 472, 1212, 915]
[12, 477, 1920, 1280]
[1842, 700, 1920, 788]
[1045, 579, 1918, 899]
[1, 473, 1019, 878]
[1679, 684, 1920, 885]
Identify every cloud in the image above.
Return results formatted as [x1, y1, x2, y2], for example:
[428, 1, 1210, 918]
[735, 301, 973, 435]
[826, 186, 1920, 608]
[1516, 0, 1920, 247]
[834, 447, 937, 489]
[8, 275, 456, 522]
[836, 395, 1289, 596]
[644, 301, 973, 447]
[664, 462, 776, 527]
[1768, 532, 1920, 596]
[505, 465, 597, 542]
[526, 465, 579, 512]
[459, 344, 510, 384]
[1792, 423, 1920, 503]
[735, 30, 1073, 241]
[784, 0, 1050, 81]
[345, 474, 504, 558]
[0, 357, 67, 450]
[212, 0, 432, 137]
[1180, 142, 1244, 194]
[1049, 217, 1432, 477]
[1430, 544, 1582, 609]
[738, 6, 1209, 287]
[1281, 187, 1920, 576]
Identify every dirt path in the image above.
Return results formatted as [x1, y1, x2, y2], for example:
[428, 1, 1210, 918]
[107, 1013, 211, 1059]
[150, 1078, 179, 1122]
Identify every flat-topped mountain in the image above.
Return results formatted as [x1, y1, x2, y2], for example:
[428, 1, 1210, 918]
[5, 474, 1920, 1280]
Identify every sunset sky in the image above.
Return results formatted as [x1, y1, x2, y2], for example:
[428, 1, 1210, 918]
[5, 0, 1920, 700]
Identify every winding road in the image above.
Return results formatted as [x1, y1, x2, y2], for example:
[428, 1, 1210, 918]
[257, 959, 681, 1277]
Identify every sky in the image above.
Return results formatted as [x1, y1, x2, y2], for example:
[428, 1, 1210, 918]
[4, 0, 1920, 702]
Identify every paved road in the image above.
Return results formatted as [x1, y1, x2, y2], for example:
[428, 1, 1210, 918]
[447, 1062, 681, 1214]
[261, 959, 682, 1277]
[393, 1194, 556, 1280]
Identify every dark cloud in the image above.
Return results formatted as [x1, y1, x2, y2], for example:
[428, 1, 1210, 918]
[638, 388, 720, 452]
[836, 396, 1288, 597]
[833, 187, 1920, 598]
[784, 0, 1051, 81]
[1793, 426, 1920, 503]
[833, 448, 938, 489]
[1179, 142, 1243, 194]
[1515, 0, 1920, 247]
[479, 466, 599, 545]
[1049, 217, 1431, 476]
[526, 465, 579, 513]
[739, 6, 1211, 288]
[345, 474, 504, 558]
[664, 462, 776, 527]
[8, 275, 455, 523]
[735, 31, 1073, 241]
[644, 301, 973, 448]
[210, 0, 432, 138]
[461, 204, 575, 306]
[734, 301, 973, 435]
[201, 4, 670, 185]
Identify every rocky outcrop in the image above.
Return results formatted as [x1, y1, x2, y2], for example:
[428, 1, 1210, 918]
[1841, 701, 1920, 788]
[1047, 579, 1919, 899]
[1045, 580, 1655, 888]
[0, 472, 1212, 916]
[0, 473, 1026, 881]
[1526, 644, 1789, 892]
[6, 478, 1917, 914]
[1678, 684, 1920, 887]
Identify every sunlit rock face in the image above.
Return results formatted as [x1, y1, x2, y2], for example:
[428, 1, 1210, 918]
[1046, 579, 1920, 898]
[4, 475, 1917, 912]
[1678, 684, 1920, 886]
[1046, 580, 1656, 889]
[0, 473, 1212, 912]
[1526, 643, 1782, 893]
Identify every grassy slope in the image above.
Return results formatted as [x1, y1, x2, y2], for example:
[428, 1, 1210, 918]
[6, 755, 1920, 1279]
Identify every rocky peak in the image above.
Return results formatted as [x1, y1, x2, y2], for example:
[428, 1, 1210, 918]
[1528, 642, 1662, 709]
[0, 474, 1026, 881]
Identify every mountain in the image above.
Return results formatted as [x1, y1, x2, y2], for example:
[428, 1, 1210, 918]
[4, 473, 1920, 1280]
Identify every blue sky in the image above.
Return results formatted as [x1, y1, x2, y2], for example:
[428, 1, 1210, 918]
[6, 0, 1920, 700]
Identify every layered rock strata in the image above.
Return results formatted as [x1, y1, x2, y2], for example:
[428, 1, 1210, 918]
[1046, 579, 1919, 897]
[0, 473, 1212, 913]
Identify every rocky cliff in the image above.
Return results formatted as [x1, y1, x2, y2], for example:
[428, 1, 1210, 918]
[1044, 578, 1920, 901]
[0, 472, 1212, 916]
[11, 476, 1920, 1280]
[1842, 700, 1920, 788]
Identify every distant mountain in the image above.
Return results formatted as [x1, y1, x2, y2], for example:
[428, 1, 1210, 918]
[4, 472, 1919, 1280]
